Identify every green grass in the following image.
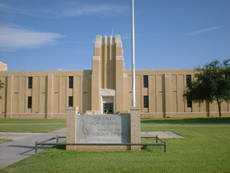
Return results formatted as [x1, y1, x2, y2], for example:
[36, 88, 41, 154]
[0, 119, 66, 133]
[142, 116, 230, 125]
[2, 117, 230, 173]
[0, 138, 10, 144]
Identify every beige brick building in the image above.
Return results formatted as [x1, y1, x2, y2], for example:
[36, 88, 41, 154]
[0, 35, 229, 118]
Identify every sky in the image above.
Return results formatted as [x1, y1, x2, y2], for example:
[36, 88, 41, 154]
[0, 0, 230, 71]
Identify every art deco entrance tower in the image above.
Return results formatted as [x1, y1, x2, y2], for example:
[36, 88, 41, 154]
[91, 35, 124, 114]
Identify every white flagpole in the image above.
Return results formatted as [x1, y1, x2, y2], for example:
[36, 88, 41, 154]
[131, 0, 136, 108]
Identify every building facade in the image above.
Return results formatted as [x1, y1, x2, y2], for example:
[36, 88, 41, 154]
[0, 35, 229, 118]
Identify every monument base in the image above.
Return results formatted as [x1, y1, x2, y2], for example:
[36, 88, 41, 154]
[66, 108, 141, 152]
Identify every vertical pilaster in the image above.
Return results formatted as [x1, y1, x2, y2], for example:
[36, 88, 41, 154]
[73, 76, 81, 112]
[110, 37, 114, 89]
[58, 75, 62, 113]
[39, 76, 46, 115]
[19, 76, 25, 114]
[115, 36, 124, 112]
[177, 74, 185, 113]
[91, 36, 102, 112]
[46, 74, 54, 118]
[149, 75, 156, 113]
[104, 37, 108, 89]
[115, 61, 123, 112]
[162, 74, 166, 117]
[164, 74, 171, 114]
[32, 77, 39, 114]
[92, 57, 101, 112]
[6, 75, 13, 118]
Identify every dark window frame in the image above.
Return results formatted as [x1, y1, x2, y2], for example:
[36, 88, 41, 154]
[28, 77, 33, 89]
[186, 75, 192, 87]
[143, 95, 149, 108]
[69, 76, 74, 89]
[143, 75, 149, 88]
[68, 96, 73, 107]
[28, 96, 32, 109]
[186, 74, 192, 108]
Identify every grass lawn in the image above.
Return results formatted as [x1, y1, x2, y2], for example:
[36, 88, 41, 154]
[2, 117, 230, 173]
[0, 138, 10, 144]
[0, 119, 66, 133]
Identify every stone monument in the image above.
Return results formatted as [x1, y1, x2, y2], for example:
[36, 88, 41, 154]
[66, 108, 141, 151]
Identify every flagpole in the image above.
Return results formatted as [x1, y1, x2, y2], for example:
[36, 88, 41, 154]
[131, 0, 136, 108]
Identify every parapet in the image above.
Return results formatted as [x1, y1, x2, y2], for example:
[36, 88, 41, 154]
[94, 35, 123, 48]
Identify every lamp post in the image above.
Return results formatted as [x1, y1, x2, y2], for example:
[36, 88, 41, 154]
[131, 0, 136, 108]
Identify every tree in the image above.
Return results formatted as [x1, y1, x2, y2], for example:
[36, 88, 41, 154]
[215, 59, 230, 117]
[186, 59, 230, 117]
[0, 80, 5, 118]
[208, 59, 230, 117]
[0, 80, 4, 90]
[186, 71, 214, 117]
[0, 80, 4, 101]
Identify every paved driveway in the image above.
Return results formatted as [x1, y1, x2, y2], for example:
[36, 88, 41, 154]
[0, 128, 66, 169]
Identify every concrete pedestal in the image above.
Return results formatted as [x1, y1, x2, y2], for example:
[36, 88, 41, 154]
[66, 109, 141, 151]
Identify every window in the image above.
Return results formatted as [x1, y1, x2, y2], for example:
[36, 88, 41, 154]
[68, 96, 73, 107]
[28, 96, 32, 109]
[186, 75, 192, 108]
[186, 75, 192, 87]
[143, 95, 149, 108]
[28, 77, 33, 89]
[69, 76, 74, 89]
[143, 75, 149, 88]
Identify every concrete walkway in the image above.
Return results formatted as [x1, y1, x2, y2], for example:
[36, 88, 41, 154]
[141, 131, 184, 139]
[0, 128, 66, 169]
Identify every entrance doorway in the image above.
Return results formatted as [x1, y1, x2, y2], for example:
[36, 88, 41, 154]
[103, 102, 114, 114]
[101, 96, 115, 114]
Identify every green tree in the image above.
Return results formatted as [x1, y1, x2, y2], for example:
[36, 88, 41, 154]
[186, 71, 214, 117]
[208, 59, 230, 117]
[0, 80, 4, 90]
[186, 59, 230, 117]
[0, 80, 4, 101]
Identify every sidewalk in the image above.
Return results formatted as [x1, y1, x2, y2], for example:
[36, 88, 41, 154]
[0, 128, 66, 169]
